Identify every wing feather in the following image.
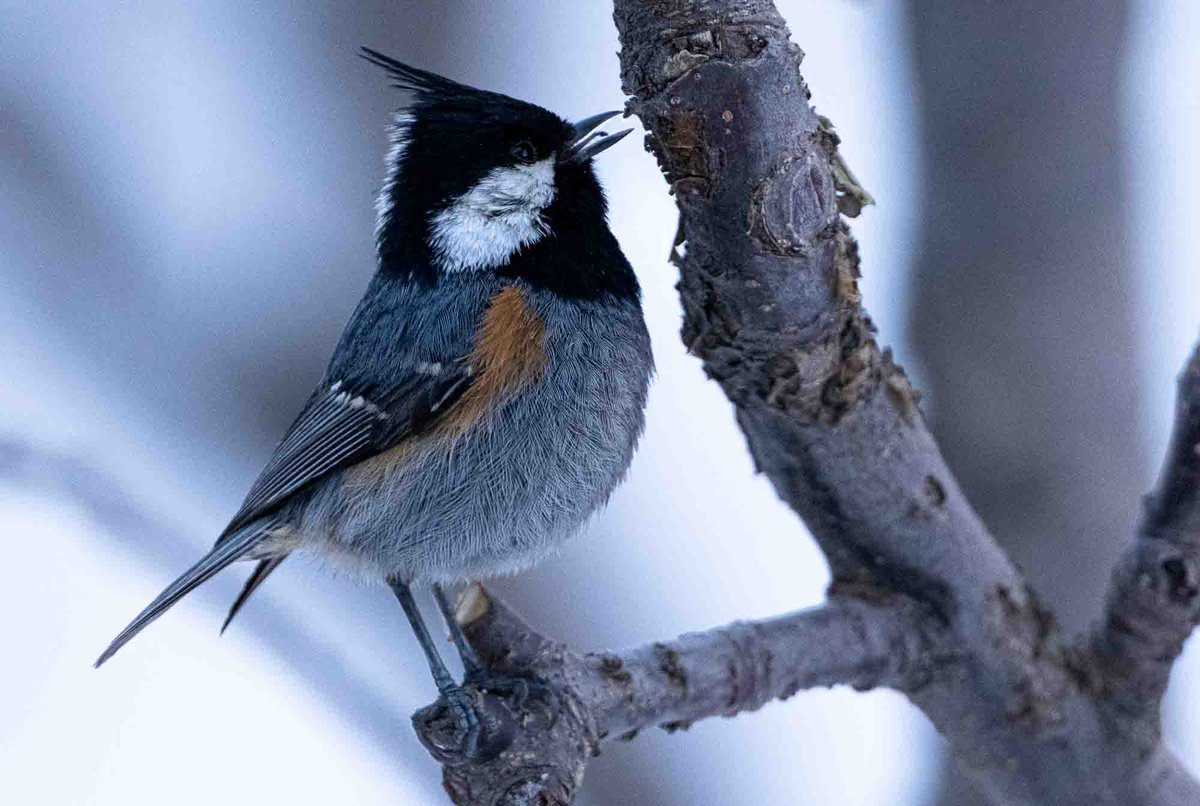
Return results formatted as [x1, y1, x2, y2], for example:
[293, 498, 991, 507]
[219, 368, 471, 539]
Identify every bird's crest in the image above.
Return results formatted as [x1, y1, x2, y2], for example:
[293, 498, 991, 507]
[359, 47, 542, 124]
[360, 47, 474, 100]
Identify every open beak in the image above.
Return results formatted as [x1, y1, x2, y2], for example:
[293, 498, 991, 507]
[565, 110, 634, 163]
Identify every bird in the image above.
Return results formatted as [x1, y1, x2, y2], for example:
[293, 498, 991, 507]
[96, 47, 653, 741]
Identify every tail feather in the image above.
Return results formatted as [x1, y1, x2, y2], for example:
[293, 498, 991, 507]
[220, 556, 286, 634]
[94, 524, 272, 667]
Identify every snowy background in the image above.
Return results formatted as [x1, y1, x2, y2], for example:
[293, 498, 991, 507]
[1, 2, 1197, 804]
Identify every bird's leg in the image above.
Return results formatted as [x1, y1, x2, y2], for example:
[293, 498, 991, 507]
[432, 582, 558, 721]
[388, 578, 482, 757]
[432, 584, 484, 679]
[389, 578, 459, 691]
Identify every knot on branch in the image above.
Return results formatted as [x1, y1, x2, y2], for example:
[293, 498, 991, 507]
[1108, 541, 1200, 641]
[749, 153, 838, 255]
[1161, 556, 1200, 603]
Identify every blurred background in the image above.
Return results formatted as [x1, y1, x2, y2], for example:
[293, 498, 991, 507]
[1, 1, 1197, 803]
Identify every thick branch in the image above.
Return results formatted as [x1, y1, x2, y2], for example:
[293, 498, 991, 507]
[613, 0, 1030, 655]
[1092, 344, 1200, 730]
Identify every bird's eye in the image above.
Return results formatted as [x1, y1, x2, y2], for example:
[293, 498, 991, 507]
[510, 141, 537, 164]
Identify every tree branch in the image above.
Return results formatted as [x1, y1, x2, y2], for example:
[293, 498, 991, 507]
[1092, 344, 1200, 731]
[421, 586, 952, 804]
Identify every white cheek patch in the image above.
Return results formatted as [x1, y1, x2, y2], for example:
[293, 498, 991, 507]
[429, 157, 556, 273]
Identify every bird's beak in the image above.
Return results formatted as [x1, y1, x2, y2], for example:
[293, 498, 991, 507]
[565, 110, 634, 163]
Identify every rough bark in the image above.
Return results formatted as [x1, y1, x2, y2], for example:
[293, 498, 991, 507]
[404, 2, 1200, 803]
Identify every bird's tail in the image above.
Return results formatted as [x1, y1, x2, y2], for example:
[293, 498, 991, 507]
[94, 522, 273, 667]
[220, 556, 287, 634]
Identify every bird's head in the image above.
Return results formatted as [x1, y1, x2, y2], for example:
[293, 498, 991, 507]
[362, 48, 633, 287]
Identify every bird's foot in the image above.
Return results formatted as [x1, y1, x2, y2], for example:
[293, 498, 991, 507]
[412, 685, 513, 765]
[465, 669, 559, 726]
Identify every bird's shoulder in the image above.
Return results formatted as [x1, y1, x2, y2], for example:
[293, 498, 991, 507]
[327, 270, 553, 397]
[327, 271, 493, 385]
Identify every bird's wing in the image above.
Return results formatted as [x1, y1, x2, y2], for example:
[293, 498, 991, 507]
[220, 281, 549, 542]
[218, 366, 473, 540]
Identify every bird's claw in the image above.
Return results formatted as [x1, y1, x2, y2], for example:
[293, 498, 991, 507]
[408, 667, 554, 763]
[412, 684, 515, 765]
[465, 669, 559, 726]
[443, 686, 481, 756]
